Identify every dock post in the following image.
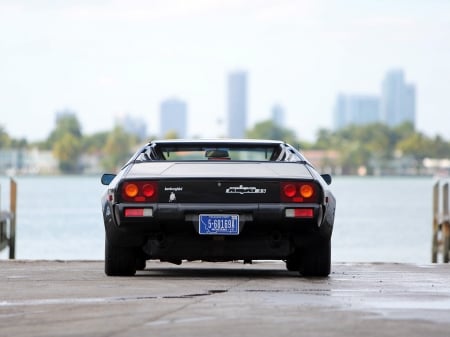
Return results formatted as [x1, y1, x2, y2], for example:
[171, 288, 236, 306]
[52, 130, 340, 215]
[432, 181, 439, 263]
[0, 178, 17, 259]
[443, 182, 450, 263]
[9, 178, 17, 259]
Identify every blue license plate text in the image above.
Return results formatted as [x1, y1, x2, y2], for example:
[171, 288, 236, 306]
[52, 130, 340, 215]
[198, 214, 239, 235]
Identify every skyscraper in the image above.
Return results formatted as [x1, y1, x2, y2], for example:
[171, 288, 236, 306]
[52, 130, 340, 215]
[116, 114, 147, 140]
[380, 69, 416, 128]
[160, 98, 187, 138]
[227, 71, 247, 138]
[333, 94, 380, 130]
[271, 103, 285, 127]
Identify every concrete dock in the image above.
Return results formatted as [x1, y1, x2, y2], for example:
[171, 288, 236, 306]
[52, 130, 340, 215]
[1, 260, 450, 337]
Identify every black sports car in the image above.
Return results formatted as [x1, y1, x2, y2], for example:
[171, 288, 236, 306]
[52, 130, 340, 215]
[101, 139, 336, 276]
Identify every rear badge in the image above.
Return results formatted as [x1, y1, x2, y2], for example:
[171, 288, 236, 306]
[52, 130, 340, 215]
[225, 185, 267, 194]
[169, 192, 176, 202]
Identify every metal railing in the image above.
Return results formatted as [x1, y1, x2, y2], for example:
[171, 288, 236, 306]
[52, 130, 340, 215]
[0, 178, 17, 259]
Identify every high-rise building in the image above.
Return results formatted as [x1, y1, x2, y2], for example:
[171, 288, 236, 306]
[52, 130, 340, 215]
[271, 104, 285, 127]
[160, 98, 187, 138]
[115, 114, 147, 140]
[380, 69, 416, 128]
[227, 71, 247, 138]
[333, 94, 380, 130]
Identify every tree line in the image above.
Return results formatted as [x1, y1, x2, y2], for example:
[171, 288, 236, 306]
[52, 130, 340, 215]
[1, 114, 449, 175]
[247, 120, 450, 175]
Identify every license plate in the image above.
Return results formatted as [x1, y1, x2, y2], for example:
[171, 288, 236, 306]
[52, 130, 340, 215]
[198, 214, 239, 235]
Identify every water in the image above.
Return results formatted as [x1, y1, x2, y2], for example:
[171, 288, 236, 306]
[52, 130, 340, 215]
[331, 176, 433, 263]
[0, 175, 436, 263]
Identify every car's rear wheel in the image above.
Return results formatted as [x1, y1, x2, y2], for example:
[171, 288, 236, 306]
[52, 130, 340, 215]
[136, 257, 147, 270]
[285, 252, 301, 272]
[300, 239, 331, 277]
[105, 238, 137, 276]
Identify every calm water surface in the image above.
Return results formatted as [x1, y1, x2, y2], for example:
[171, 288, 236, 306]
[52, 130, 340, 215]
[0, 175, 436, 263]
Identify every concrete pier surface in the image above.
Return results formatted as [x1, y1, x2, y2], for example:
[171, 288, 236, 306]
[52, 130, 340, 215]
[1, 261, 450, 337]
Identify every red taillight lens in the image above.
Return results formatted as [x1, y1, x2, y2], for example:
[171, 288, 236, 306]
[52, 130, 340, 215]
[142, 184, 155, 197]
[280, 182, 318, 203]
[124, 183, 139, 198]
[283, 184, 297, 198]
[121, 181, 158, 202]
[300, 184, 314, 198]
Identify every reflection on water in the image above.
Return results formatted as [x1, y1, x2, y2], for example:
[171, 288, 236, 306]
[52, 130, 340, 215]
[0, 175, 434, 263]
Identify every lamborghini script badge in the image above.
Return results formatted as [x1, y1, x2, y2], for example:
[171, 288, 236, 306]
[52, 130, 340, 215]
[225, 185, 267, 194]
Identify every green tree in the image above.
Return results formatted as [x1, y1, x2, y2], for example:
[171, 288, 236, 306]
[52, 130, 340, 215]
[430, 135, 450, 158]
[315, 128, 336, 150]
[101, 126, 139, 171]
[47, 111, 83, 173]
[246, 120, 298, 145]
[53, 133, 82, 173]
[392, 122, 416, 143]
[163, 130, 179, 140]
[0, 126, 11, 148]
[396, 132, 433, 160]
[82, 131, 109, 154]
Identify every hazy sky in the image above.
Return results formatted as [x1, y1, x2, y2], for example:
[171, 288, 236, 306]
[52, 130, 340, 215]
[1, 0, 449, 141]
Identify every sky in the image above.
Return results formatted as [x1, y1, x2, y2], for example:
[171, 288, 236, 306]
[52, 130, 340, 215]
[0, 0, 449, 142]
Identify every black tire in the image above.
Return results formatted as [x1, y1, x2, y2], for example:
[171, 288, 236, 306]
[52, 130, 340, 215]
[136, 257, 146, 271]
[300, 239, 331, 277]
[105, 238, 137, 276]
[285, 251, 301, 272]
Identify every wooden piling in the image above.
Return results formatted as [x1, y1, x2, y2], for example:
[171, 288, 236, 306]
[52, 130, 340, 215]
[0, 178, 17, 259]
[432, 181, 439, 263]
[432, 179, 450, 263]
[443, 183, 450, 263]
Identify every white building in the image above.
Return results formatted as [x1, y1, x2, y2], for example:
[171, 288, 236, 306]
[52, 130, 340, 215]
[271, 104, 285, 127]
[227, 71, 247, 138]
[333, 94, 380, 130]
[160, 98, 188, 139]
[380, 69, 416, 127]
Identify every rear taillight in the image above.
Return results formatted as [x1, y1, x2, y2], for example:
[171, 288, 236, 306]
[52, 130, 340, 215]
[280, 182, 319, 203]
[121, 181, 158, 202]
[124, 208, 153, 217]
[285, 208, 314, 218]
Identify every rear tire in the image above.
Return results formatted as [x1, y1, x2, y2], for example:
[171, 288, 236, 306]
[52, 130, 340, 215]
[136, 257, 147, 271]
[105, 238, 137, 276]
[285, 251, 301, 272]
[300, 239, 331, 277]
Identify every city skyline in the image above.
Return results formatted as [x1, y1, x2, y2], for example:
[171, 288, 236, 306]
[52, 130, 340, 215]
[1, 1, 449, 142]
[334, 69, 416, 130]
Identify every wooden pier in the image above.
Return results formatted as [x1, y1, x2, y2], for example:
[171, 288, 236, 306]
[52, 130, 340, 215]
[0, 178, 16, 259]
[432, 179, 450, 263]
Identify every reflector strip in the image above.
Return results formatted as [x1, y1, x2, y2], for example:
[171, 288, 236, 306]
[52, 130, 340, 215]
[124, 208, 153, 217]
[285, 208, 314, 218]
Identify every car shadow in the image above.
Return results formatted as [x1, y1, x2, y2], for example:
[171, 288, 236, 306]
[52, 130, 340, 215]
[133, 262, 327, 279]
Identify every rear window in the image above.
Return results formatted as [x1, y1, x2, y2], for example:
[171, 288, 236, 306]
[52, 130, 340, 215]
[153, 144, 281, 161]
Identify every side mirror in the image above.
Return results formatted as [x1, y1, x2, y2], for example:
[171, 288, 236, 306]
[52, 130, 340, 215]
[321, 174, 332, 185]
[101, 173, 116, 185]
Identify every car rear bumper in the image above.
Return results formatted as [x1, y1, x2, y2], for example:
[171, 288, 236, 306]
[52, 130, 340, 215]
[113, 202, 324, 227]
[104, 202, 333, 249]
